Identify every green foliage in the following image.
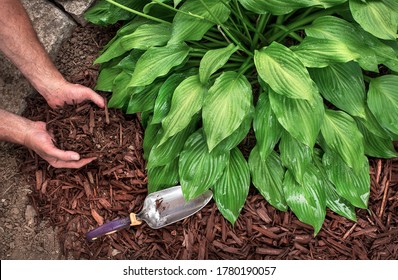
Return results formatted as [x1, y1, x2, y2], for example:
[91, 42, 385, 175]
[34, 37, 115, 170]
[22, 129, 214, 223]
[87, 0, 398, 234]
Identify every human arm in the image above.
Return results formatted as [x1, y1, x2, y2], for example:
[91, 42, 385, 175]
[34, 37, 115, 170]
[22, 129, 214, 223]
[0, 0, 104, 168]
[0, 0, 105, 108]
[0, 109, 96, 168]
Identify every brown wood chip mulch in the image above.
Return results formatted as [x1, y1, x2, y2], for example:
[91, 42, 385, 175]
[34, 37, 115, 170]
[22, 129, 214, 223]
[19, 93, 398, 260]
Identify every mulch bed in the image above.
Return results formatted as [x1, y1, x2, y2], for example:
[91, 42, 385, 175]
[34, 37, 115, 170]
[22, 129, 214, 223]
[19, 24, 398, 260]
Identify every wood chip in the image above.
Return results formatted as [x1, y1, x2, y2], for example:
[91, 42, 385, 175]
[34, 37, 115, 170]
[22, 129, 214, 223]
[91, 209, 104, 226]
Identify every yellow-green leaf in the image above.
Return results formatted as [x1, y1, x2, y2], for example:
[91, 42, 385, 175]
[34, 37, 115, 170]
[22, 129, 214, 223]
[161, 75, 206, 143]
[269, 87, 324, 148]
[253, 91, 283, 160]
[350, 0, 398, 40]
[320, 109, 365, 173]
[254, 42, 318, 101]
[169, 0, 230, 43]
[249, 146, 287, 212]
[309, 62, 366, 118]
[213, 148, 250, 225]
[199, 44, 239, 84]
[283, 166, 327, 235]
[292, 37, 359, 68]
[202, 72, 252, 151]
[179, 130, 229, 200]
[323, 151, 370, 209]
[368, 75, 398, 135]
[128, 43, 190, 87]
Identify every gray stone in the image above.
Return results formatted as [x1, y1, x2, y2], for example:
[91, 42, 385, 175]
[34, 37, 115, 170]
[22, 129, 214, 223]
[55, 0, 97, 26]
[22, 0, 77, 59]
[0, 0, 76, 114]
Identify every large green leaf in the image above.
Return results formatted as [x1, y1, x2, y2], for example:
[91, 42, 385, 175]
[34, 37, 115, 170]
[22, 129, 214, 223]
[161, 75, 206, 143]
[368, 75, 398, 135]
[353, 26, 398, 72]
[95, 67, 122, 92]
[202, 72, 252, 151]
[249, 146, 287, 212]
[95, 49, 143, 92]
[152, 73, 187, 124]
[283, 166, 326, 235]
[255, 42, 319, 101]
[108, 72, 137, 108]
[128, 43, 190, 87]
[356, 106, 392, 139]
[292, 37, 359, 68]
[253, 91, 283, 160]
[148, 116, 198, 168]
[309, 62, 366, 118]
[324, 180, 357, 222]
[280, 131, 313, 184]
[120, 23, 171, 50]
[95, 23, 170, 64]
[126, 83, 162, 114]
[350, 0, 398, 40]
[382, 0, 398, 11]
[179, 130, 229, 200]
[114, 49, 144, 73]
[213, 148, 250, 225]
[84, 0, 145, 25]
[269, 87, 324, 148]
[323, 151, 370, 209]
[169, 0, 231, 43]
[320, 109, 365, 173]
[199, 44, 239, 84]
[143, 121, 161, 160]
[305, 16, 382, 72]
[238, 0, 294, 15]
[238, 0, 347, 15]
[212, 107, 254, 155]
[147, 158, 180, 193]
[101, 17, 151, 49]
[356, 120, 398, 158]
[312, 150, 357, 222]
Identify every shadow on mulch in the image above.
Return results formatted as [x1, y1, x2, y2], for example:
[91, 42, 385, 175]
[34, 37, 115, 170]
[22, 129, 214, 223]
[18, 23, 398, 260]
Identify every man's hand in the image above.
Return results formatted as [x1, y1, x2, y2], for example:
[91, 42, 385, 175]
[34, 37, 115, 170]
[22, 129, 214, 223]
[0, 0, 104, 169]
[42, 79, 105, 109]
[24, 121, 96, 169]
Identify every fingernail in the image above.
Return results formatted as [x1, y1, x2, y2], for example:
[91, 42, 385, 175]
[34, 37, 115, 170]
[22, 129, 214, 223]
[71, 154, 80, 161]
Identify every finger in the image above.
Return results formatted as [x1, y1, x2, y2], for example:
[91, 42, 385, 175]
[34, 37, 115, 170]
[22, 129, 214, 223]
[45, 145, 81, 162]
[82, 87, 105, 108]
[50, 157, 96, 169]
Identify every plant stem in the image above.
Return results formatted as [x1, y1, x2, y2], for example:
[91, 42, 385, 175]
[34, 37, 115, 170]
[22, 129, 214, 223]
[363, 75, 373, 83]
[268, 6, 344, 42]
[203, 35, 229, 45]
[105, 0, 170, 24]
[152, 0, 208, 21]
[233, 0, 252, 42]
[199, 0, 253, 56]
[270, 24, 303, 42]
[238, 57, 254, 76]
[251, 13, 270, 50]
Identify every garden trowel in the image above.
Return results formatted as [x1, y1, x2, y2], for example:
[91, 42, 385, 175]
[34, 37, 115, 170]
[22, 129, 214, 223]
[86, 185, 212, 241]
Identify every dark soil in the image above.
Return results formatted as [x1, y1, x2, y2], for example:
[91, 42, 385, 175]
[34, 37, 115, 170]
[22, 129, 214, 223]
[19, 23, 398, 260]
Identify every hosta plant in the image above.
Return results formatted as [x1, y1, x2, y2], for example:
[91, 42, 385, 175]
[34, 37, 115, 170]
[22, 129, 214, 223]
[86, 0, 398, 234]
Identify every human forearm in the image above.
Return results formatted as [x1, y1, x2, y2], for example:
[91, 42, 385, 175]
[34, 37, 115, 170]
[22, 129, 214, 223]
[0, 108, 33, 145]
[0, 109, 97, 168]
[0, 0, 65, 99]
